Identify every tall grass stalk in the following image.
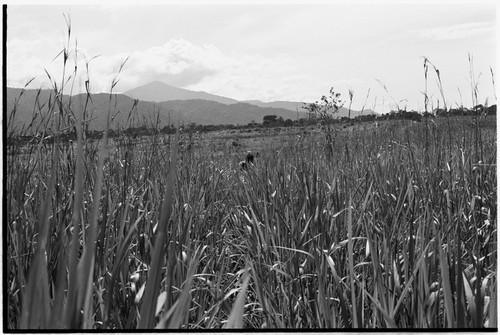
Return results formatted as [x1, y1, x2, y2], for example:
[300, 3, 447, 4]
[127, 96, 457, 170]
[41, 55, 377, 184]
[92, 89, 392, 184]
[137, 132, 178, 328]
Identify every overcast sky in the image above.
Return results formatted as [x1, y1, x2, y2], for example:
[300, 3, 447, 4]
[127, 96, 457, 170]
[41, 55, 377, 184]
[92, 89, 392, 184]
[6, 1, 498, 113]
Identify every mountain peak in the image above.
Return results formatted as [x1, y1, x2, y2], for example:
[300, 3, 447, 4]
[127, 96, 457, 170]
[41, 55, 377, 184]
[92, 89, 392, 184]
[138, 81, 176, 88]
[124, 81, 238, 105]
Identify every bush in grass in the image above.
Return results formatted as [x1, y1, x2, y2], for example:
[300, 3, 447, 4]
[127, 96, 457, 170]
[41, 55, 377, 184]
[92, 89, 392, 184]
[302, 87, 345, 160]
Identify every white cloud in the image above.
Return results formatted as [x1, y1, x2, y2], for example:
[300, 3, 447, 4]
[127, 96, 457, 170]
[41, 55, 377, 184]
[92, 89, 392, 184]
[184, 54, 324, 102]
[78, 39, 241, 93]
[409, 22, 495, 41]
[7, 34, 398, 107]
[7, 38, 222, 93]
[9, 37, 328, 102]
[9, 39, 328, 101]
[122, 39, 224, 85]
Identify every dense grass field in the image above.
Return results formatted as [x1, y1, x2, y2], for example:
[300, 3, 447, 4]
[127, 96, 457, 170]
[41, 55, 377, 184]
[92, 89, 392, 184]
[5, 109, 497, 328]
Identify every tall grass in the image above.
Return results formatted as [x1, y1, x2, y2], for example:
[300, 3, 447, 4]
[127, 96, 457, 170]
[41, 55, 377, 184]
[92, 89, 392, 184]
[5, 23, 497, 329]
[6, 111, 497, 330]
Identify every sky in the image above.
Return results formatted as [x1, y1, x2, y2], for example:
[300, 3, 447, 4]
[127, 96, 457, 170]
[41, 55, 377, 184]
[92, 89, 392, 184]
[5, 1, 498, 113]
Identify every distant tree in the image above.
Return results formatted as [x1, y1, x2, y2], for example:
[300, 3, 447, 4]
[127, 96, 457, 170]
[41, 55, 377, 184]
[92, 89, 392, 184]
[422, 111, 435, 118]
[161, 125, 176, 134]
[355, 114, 376, 122]
[247, 120, 259, 128]
[473, 104, 485, 115]
[486, 105, 497, 115]
[433, 108, 447, 116]
[263, 115, 278, 127]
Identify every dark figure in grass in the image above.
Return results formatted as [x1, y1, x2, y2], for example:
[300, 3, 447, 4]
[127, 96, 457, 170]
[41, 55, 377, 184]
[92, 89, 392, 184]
[239, 151, 259, 170]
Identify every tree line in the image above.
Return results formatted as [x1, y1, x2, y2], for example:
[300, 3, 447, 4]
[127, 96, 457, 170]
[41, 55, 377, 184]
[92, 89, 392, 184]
[6, 104, 496, 146]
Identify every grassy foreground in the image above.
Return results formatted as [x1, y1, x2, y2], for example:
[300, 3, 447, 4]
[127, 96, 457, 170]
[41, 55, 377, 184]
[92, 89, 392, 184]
[5, 107, 497, 328]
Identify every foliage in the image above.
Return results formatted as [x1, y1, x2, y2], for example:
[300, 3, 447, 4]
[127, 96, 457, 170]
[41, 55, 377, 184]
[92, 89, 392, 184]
[302, 87, 345, 121]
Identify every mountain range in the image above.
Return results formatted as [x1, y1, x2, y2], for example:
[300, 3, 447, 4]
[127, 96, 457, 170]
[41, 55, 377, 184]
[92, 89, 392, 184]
[6, 81, 373, 132]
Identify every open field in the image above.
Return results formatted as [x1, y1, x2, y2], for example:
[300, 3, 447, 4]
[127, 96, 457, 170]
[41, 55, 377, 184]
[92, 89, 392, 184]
[5, 114, 497, 329]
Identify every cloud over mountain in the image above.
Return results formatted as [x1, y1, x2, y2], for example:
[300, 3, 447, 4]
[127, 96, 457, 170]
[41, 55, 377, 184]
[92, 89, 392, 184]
[8, 36, 324, 105]
[113, 39, 318, 103]
[121, 39, 221, 87]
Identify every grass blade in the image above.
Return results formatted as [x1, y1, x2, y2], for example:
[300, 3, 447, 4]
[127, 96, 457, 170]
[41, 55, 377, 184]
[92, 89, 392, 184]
[137, 132, 178, 329]
[223, 266, 251, 329]
[347, 196, 358, 328]
[439, 237, 455, 327]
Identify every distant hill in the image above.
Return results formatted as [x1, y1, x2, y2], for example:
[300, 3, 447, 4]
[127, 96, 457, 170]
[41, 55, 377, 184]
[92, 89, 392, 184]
[243, 100, 307, 112]
[124, 81, 373, 118]
[243, 100, 375, 118]
[6, 87, 308, 132]
[158, 100, 308, 126]
[6, 84, 374, 133]
[6, 88, 171, 132]
[124, 81, 239, 105]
